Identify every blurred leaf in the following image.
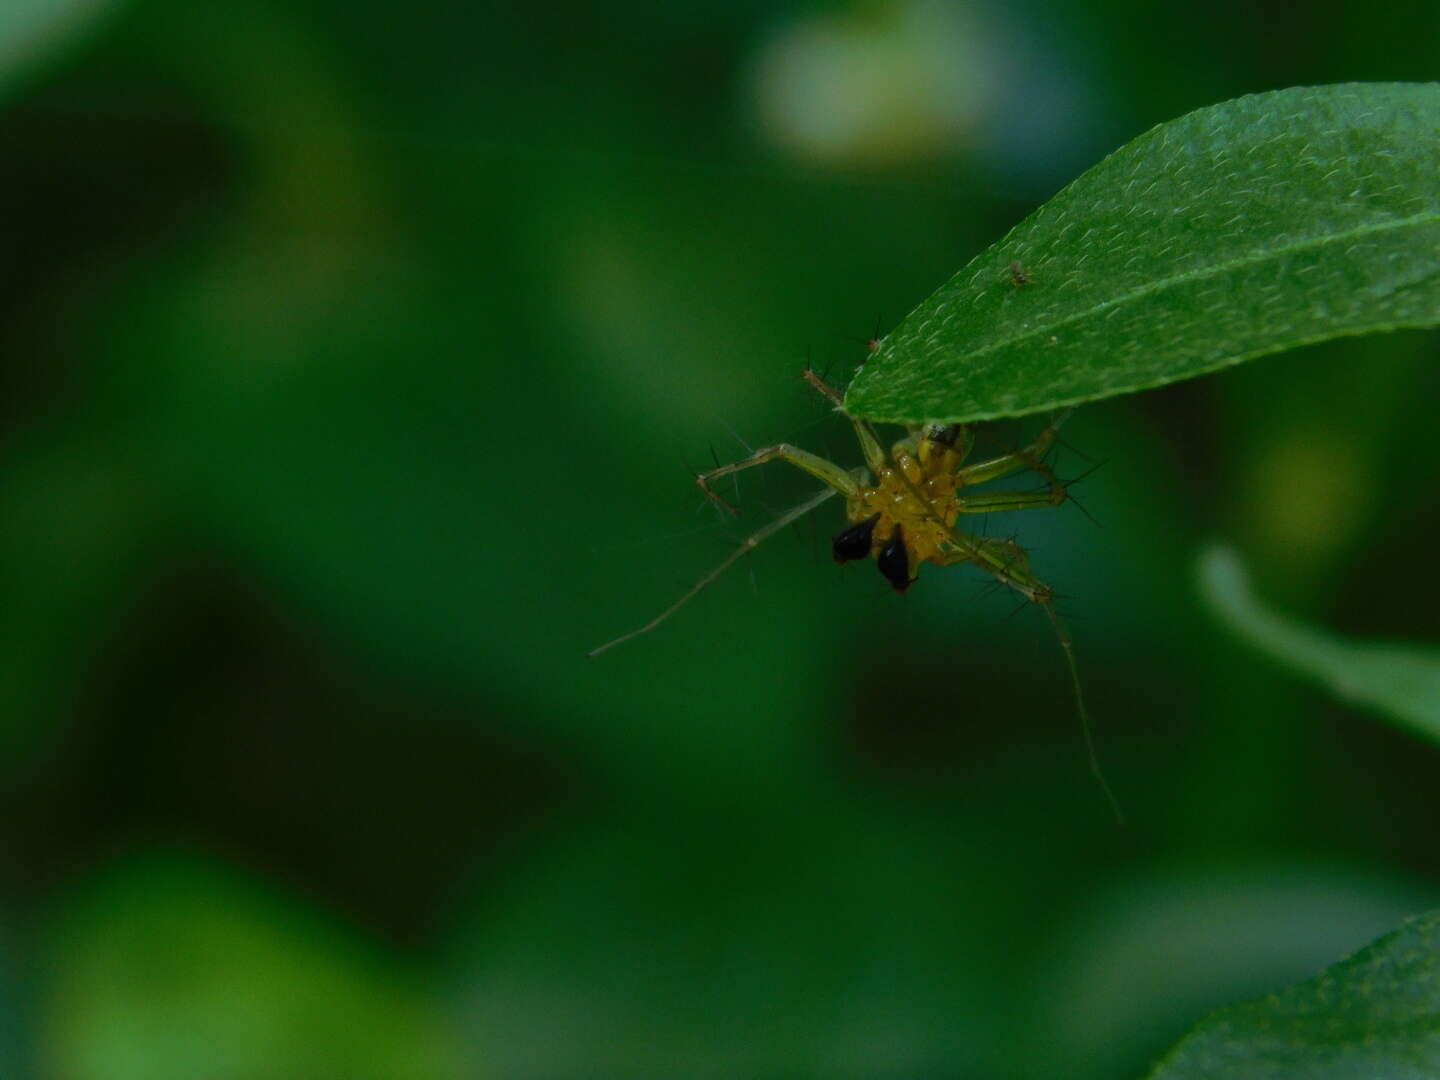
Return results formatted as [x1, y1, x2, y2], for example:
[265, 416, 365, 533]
[1148, 907, 1440, 1079]
[1033, 863, 1435, 1080]
[42, 851, 460, 1080]
[448, 802, 1000, 1075]
[846, 83, 1440, 423]
[0, 0, 117, 94]
[0, 424, 156, 776]
[1198, 546, 1440, 739]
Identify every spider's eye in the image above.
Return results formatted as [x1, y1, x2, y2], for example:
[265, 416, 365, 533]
[877, 526, 912, 592]
[923, 423, 962, 448]
[832, 513, 880, 563]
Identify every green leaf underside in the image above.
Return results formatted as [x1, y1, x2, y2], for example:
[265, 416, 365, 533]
[1148, 908, 1440, 1079]
[845, 83, 1440, 424]
[1198, 547, 1440, 742]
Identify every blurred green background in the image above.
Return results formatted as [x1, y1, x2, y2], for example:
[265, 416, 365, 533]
[4, 1, 1440, 1076]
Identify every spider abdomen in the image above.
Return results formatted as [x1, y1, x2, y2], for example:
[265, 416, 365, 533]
[832, 513, 880, 563]
[877, 525, 912, 591]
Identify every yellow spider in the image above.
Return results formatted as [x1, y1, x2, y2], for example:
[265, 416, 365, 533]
[589, 366, 1119, 817]
[591, 367, 1070, 650]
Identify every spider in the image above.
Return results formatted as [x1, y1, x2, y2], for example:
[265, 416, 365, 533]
[590, 366, 1073, 647]
[589, 366, 1120, 818]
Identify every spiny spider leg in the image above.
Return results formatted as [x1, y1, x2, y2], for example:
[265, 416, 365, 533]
[956, 408, 1073, 486]
[956, 489, 1069, 513]
[698, 367, 884, 514]
[802, 365, 846, 406]
[875, 429, 1122, 823]
[931, 529, 1123, 823]
[587, 486, 838, 657]
[935, 535, 1047, 599]
[1042, 600, 1121, 822]
[801, 367, 887, 474]
[697, 444, 859, 514]
[597, 366, 875, 655]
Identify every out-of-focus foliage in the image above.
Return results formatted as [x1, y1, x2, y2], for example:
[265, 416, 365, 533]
[41, 852, 459, 1079]
[0, 0, 1438, 1075]
[1202, 547, 1440, 743]
[0, 0, 118, 95]
[1150, 908, 1440, 1079]
[846, 83, 1440, 423]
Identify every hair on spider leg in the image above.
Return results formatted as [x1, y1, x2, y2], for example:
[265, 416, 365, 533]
[701, 442, 744, 516]
[799, 362, 848, 410]
[681, 456, 733, 522]
[974, 575, 1010, 603]
[969, 540, 1030, 604]
[1054, 433, 1098, 465]
[1040, 440, 1067, 471]
[1065, 490, 1102, 528]
[1063, 458, 1110, 488]
[1004, 593, 1039, 621]
[717, 417, 755, 456]
[1049, 605, 1093, 625]
[807, 345, 836, 390]
[1039, 587, 1082, 614]
[1056, 458, 1110, 528]
[1024, 440, 1068, 474]
[799, 348, 837, 414]
[838, 315, 887, 361]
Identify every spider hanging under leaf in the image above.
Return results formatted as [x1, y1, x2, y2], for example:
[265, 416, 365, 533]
[588, 366, 1121, 820]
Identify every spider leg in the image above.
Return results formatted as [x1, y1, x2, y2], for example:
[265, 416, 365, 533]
[802, 367, 887, 474]
[937, 537, 1048, 601]
[697, 442, 860, 513]
[936, 535, 1123, 822]
[956, 488, 1068, 514]
[956, 408, 1073, 486]
[588, 487, 838, 657]
[802, 365, 847, 407]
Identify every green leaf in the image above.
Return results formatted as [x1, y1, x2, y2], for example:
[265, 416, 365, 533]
[845, 83, 1440, 424]
[1197, 546, 1440, 741]
[1147, 907, 1440, 1079]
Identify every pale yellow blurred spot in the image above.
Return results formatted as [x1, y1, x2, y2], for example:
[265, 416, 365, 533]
[749, 1, 992, 167]
[550, 208, 787, 437]
[1244, 430, 1372, 571]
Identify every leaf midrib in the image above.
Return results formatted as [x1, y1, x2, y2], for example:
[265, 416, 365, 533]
[900, 207, 1440, 369]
